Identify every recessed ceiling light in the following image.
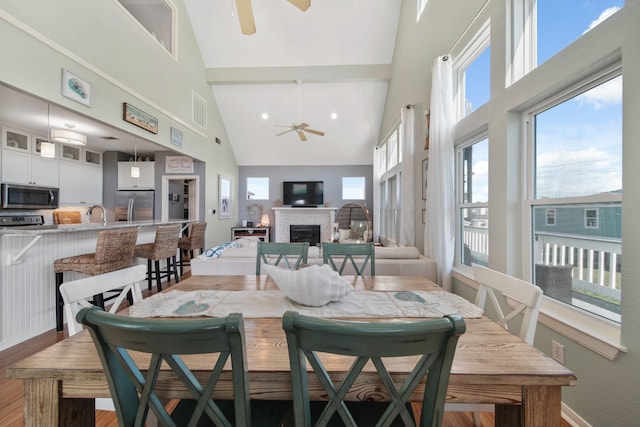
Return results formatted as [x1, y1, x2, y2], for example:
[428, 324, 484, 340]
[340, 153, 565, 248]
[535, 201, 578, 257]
[330, 113, 338, 120]
[261, 113, 269, 120]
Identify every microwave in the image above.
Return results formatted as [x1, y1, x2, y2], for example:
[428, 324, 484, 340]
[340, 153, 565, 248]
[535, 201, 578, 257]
[1, 183, 59, 209]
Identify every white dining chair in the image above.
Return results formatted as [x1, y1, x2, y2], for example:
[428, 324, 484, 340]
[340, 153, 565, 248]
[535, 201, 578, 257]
[59, 265, 147, 413]
[445, 265, 544, 426]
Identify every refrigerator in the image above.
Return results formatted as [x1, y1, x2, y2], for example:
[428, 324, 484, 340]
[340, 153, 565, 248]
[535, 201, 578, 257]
[115, 190, 155, 222]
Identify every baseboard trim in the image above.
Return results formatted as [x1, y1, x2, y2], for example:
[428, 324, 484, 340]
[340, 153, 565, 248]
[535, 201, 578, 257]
[562, 402, 591, 427]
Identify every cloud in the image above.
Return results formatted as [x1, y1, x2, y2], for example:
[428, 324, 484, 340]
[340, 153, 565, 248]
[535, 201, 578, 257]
[583, 6, 621, 34]
[576, 75, 622, 110]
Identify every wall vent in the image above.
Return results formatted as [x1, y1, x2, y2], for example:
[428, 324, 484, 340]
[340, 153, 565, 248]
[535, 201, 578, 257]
[192, 91, 207, 129]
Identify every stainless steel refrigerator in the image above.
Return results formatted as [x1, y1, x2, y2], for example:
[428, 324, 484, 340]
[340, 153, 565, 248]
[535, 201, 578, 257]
[115, 190, 155, 221]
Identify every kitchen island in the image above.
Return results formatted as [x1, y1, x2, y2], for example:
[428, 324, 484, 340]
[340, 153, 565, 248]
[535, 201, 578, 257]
[0, 219, 191, 350]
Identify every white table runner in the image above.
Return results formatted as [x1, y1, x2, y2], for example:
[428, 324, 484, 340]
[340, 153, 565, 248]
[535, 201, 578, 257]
[129, 290, 483, 319]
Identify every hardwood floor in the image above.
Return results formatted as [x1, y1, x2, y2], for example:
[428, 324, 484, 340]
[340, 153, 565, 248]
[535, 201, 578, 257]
[0, 269, 569, 427]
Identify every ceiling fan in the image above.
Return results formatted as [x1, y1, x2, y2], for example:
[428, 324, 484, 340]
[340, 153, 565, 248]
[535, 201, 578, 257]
[234, 0, 311, 35]
[276, 80, 325, 142]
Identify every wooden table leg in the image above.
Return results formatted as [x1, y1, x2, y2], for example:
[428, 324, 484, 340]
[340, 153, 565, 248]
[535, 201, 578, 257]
[495, 385, 562, 427]
[24, 379, 95, 427]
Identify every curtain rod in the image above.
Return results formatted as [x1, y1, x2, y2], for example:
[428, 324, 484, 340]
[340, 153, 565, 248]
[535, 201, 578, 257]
[444, 0, 489, 60]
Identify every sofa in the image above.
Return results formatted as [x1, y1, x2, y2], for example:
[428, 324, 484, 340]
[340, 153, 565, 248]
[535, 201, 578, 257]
[190, 238, 438, 282]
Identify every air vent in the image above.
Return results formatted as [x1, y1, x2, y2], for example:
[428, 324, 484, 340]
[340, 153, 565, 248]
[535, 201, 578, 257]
[192, 91, 207, 129]
[99, 136, 120, 140]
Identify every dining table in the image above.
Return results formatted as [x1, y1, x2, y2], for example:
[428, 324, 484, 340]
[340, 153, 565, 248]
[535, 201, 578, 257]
[7, 274, 576, 427]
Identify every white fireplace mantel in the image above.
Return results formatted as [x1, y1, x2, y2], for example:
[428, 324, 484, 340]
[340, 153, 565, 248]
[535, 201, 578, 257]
[273, 207, 337, 244]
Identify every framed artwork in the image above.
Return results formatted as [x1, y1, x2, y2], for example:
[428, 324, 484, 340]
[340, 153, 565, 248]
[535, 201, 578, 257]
[424, 111, 430, 150]
[219, 175, 232, 219]
[123, 103, 158, 134]
[61, 69, 92, 107]
[422, 156, 429, 200]
[170, 127, 183, 148]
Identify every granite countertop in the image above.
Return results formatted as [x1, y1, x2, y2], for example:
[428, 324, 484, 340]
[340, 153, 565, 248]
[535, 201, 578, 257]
[0, 219, 193, 235]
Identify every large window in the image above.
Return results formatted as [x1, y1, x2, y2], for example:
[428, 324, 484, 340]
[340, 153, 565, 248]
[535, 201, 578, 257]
[510, 0, 622, 83]
[453, 21, 490, 119]
[527, 70, 622, 322]
[376, 128, 402, 243]
[456, 137, 489, 267]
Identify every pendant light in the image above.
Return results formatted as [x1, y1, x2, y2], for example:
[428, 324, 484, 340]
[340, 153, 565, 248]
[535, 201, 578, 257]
[131, 139, 140, 178]
[41, 104, 56, 158]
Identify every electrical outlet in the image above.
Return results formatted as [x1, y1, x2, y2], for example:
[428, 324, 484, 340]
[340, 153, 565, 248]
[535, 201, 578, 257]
[551, 340, 565, 365]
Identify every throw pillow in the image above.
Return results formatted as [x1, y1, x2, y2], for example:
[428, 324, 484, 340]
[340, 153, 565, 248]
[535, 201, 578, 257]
[203, 241, 240, 258]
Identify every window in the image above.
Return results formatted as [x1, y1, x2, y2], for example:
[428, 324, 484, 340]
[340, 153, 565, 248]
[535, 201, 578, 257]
[510, 0, 622, 83]
[584, 208, 599, 229]
[546, 209, 556, 226]
[376, 125, 402, 244]
[527, 69, 622, 322]
[456, 136, 489, 267]
[246, 177, 269, 200]
[116, 0, 176, 56]
[342, 177, 365, 200]
[417, 0, 428, 22]
[453, 21, 490, 119]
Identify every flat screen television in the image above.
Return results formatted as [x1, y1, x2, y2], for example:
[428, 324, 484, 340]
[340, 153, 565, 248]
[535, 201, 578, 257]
[283, 181, 324, 206]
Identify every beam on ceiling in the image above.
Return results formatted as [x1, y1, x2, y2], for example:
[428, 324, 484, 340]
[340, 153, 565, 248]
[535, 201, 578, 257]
[205, 64, 392, 85]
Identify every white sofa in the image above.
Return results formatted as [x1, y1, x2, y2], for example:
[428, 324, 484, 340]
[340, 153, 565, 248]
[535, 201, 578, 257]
[191, 240, 438, 282]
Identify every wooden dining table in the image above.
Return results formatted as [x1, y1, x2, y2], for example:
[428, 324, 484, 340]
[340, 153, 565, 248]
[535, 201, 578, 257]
[7, 275, 576, 427]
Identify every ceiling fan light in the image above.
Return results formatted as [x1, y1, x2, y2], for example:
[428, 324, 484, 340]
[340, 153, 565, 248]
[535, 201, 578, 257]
[50, 128, 87, 146]
[40, 141, 56, 158]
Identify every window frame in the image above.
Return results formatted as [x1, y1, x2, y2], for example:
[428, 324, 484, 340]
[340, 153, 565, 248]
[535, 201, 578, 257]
[455, 131, 489, 271]
[523, 64, 623, 326]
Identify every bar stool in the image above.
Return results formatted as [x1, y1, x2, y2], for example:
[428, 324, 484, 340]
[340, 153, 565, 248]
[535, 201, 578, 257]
[178, 222, 207, 276]
[134, 223, 181, 292]
[53, 227, 139, 332]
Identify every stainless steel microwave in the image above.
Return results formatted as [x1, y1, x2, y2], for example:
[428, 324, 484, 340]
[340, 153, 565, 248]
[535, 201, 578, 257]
[1, 183, 59, 209]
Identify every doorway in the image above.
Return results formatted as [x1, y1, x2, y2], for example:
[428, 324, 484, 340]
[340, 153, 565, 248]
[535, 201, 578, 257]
[161, 175, 200, 222]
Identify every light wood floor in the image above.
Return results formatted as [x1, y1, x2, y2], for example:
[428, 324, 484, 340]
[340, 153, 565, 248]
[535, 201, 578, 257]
[0, 270, 569, 427]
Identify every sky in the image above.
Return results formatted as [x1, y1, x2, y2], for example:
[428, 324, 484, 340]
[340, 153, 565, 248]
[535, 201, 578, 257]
[465, 0, 623, 202]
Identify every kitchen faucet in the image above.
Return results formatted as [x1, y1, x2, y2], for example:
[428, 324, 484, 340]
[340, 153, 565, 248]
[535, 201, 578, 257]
[87, 205, 107, 226]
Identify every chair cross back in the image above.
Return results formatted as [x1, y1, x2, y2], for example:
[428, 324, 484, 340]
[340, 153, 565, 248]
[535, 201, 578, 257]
[282, 311, 466, 427]
[256, 241, 309, 274]
[322, 242, 375, 276]
[77, 309, 252, 427]
[473, 265, 543, 344]
[59, 265, 146, 336]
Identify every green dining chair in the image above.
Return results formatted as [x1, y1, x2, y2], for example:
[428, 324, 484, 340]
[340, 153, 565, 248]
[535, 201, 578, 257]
[282, 311, 466, 427]
[77, 308, 288, 427]
[322, 242, 375, 276]
[256, 241, 309, 274]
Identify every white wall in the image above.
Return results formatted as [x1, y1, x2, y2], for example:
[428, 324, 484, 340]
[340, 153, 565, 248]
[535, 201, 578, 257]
[382, 0, 640, 425]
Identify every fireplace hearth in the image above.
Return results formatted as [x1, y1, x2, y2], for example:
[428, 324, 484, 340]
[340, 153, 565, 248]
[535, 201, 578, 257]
[290, 224, 321, 247]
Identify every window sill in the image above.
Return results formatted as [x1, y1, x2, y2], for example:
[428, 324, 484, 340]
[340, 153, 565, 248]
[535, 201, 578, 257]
[452, 268, 627, 361]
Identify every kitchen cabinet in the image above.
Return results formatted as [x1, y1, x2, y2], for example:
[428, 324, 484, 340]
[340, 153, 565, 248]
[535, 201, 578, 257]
[59, 159, 103, 205]
[118, 161, 155, 189]
[1, 128, 58, 187]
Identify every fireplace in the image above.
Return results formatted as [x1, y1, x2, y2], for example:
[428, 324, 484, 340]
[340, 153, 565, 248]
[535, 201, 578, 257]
[290, 224, 321, 247]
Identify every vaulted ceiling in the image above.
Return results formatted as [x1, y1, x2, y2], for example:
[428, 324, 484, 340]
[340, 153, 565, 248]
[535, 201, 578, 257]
[185, 0, 402, 166]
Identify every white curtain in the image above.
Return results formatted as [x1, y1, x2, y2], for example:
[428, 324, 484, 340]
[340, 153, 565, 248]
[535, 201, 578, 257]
[425, 56, 455, 291]
[400, 106, 415, 246]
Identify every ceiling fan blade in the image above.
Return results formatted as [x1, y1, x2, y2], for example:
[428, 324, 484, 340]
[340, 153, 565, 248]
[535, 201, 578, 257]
[296, 130, 308, 141]
[235, 0, 256, 35]
[304, 128, 325, 136]
[296, 122, 309, 129]
[276, 129, 294, 136]
[287, 0, 311, 11]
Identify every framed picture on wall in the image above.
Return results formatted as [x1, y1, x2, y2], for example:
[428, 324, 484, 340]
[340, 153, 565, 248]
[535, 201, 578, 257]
[422, 156, 429, 200]
[219, 175, 232, 219]
[61, 69, 92, 107]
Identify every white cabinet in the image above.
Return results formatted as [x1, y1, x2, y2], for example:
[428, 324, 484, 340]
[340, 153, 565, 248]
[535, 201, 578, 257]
[1, 128, 58, 187]
[59, 161, 103, 205]
[118, 161, 155, 189]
